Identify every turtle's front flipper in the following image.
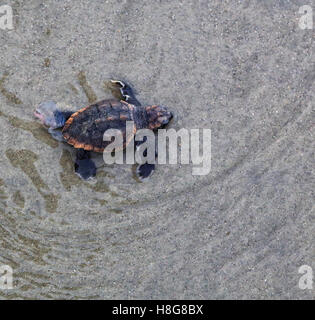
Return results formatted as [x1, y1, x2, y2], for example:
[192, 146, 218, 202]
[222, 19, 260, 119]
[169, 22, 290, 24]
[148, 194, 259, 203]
[110, 80, 141, 106]
[74, 149, 96, 180]
[136, 163, 155, 180]
[48, 128, 66, 142]
[135, 137, 157, 181]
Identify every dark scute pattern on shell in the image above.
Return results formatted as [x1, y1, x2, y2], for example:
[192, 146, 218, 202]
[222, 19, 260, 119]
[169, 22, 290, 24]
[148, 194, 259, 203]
[62, 99, 134, 151]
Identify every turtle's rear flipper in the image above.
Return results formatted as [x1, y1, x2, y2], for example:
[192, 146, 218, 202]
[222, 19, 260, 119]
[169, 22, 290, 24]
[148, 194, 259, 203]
[110, 80, 141, 106]
[136, 163, 155, 181]
[74, 149, 96, 180]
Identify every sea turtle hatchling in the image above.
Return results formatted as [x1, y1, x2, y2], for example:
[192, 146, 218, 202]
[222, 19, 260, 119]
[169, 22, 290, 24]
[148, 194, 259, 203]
[34, 80, 173, 180]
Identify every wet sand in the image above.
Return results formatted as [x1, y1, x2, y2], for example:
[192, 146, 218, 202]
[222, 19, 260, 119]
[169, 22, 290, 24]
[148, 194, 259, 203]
[0, 1, 313, 299]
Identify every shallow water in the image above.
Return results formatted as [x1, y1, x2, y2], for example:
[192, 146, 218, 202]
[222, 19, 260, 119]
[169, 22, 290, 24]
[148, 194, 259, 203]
[0, 1, 313, 299]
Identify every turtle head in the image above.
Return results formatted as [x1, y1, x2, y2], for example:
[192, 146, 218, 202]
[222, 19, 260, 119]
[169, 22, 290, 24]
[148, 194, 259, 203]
[34, 101, 66, 129]
[145, 105, 173, 130]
